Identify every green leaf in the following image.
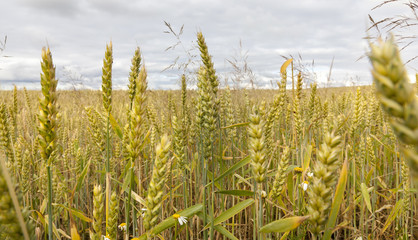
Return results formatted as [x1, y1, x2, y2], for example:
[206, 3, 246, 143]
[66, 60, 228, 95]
[360, 182, 372, 213]
[323, 158, 348, 240]
[302, 144, 312, 172]
[207, 169, 222, 189]
[365, 168, 374, 185]
[221, 122, 250, 129]
[369, 133, 396, 154]
[109, 112, 123, 139]
[381, 199, 403, 235]
[53, 204, 92, 223]
[214, 156, 250, 183]
[197, 210, 239, 240]
[203, 198, 254, 230]
[214, 225, 239, 240]
[43, 214, 62, 240]
[121, 166, 133, 192]
[73, 160, 90, 194]
[260, 216, 309, 233]
[216, 190, 254, 196]
[138, 204, 203, 239]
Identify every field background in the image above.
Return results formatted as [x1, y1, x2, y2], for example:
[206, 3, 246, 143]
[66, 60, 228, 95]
[0, 36, 416, 240]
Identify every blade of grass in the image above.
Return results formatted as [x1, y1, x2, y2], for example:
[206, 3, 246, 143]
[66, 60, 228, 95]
[214, 156, 250, 182]
[216, 190, 254, 197]
[323, 158, 348, 240]
[203, 198, 254, 230]
[259, 216, 309, 233]
[73, 160, 90, 193]
[138, 204, 203, 239]
[361, 182, 373, 213]
[381, 199, 403, 235]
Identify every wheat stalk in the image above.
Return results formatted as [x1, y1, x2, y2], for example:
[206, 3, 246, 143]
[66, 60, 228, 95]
[38, 47, 58, 240]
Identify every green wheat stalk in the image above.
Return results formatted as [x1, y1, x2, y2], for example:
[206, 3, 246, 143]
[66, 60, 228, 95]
[38, 47, 58, 240]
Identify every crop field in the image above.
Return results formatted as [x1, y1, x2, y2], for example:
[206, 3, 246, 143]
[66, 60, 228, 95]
[0, 33, 417, 240]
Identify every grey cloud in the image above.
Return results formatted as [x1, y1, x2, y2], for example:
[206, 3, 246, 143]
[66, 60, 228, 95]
[0, 0, 412, 90]
[18, 0, 81, 16]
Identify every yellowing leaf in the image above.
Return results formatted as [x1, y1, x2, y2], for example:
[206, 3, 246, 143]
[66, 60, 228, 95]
[280, 59, 293, 74]
[260, 216, 309, 233]
[361, 182, 372, 213]
[221, 122, 250, 129]
[70, 223, 81, 240]
[302, 144, 312, 173]
[280, 231, 290, 240]
[109, 112, 123, 139]
[53, 204, 92, 223]
[323, 158, 348, 240]
[381, 199, 403, 235]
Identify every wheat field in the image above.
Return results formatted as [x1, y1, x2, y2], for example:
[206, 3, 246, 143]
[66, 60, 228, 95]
[0, 33, 416, 240]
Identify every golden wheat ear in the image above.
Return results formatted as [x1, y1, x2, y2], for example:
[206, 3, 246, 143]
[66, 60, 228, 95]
[369, 36, 418, 176]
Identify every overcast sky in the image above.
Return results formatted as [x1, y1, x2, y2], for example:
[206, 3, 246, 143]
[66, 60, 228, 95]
[0, 0, 416, 90]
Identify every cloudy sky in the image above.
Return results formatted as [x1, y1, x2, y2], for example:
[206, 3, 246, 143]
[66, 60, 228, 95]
[0, 0, 416, 90]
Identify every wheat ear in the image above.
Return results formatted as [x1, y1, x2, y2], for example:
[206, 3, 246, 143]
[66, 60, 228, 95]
[143, 135, 171, 235]
[38, 47, 58, 240]
[369, 36, 418, 180]
[307, 131, 342, 238]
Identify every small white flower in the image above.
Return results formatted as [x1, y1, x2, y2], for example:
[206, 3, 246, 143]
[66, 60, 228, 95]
[118, 223, 127, 231]
[178, 216, 188, 225]
[301, 181, 309, 191]
[140, 208, 147, 217]
[307, 172, 313, 178]
[173, 214, 188, 226]
[102, 235, 111, 240]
